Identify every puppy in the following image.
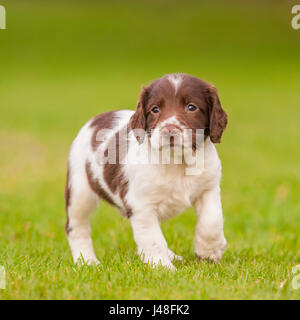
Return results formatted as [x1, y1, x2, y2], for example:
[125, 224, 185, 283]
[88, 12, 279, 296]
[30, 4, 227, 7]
[65, 73, 228, 269]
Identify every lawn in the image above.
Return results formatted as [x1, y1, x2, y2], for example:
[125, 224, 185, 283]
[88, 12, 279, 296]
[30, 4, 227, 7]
[0, 0, 300, 299]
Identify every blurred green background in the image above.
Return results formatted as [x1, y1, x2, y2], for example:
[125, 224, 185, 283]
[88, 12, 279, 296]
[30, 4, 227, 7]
[0, 0, 300, 299]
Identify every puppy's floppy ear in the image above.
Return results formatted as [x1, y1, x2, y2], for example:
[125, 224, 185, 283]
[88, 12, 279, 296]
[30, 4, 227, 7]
[129, 86, 148, 143]
[206, 86, 228, 143]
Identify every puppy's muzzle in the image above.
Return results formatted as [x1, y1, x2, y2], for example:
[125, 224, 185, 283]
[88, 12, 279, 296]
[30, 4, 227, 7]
[160, 124, 182, 146]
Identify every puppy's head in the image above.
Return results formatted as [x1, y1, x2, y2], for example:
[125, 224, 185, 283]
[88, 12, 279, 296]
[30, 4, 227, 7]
[129, 73, 227, 149]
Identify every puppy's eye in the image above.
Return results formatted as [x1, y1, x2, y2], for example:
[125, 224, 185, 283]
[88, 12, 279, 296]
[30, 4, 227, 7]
[151, 106, 160, 114]
[187, 104, 197, 112]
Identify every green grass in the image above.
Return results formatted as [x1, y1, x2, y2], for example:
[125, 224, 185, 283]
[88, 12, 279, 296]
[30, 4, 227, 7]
[0, 0, 300, 299]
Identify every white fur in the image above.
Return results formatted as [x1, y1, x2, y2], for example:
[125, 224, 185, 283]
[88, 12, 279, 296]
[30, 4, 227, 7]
[168, 74, 183, 94]
[66, 110, 226, 269]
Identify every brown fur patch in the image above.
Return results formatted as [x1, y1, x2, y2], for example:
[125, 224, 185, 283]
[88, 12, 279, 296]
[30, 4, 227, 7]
[88, 111, 132, 217]
[64, 167, 72, 234]
[103, 127, 132, 217]
[90, 111, 116, 151]
[85, 161, 116, 207]
[65, 168, 71, 210]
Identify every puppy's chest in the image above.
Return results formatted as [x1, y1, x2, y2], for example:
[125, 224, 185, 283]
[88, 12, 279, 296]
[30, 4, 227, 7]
[156, 182, 192, 220]
[135, 166, 208, 220]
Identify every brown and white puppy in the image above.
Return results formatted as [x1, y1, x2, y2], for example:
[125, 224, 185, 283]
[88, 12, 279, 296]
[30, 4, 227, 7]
[65, 73, 228, 269]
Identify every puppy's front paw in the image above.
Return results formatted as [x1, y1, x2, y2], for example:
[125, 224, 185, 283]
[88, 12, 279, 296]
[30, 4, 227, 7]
[75, 255, 101, 266]
[195, 236, 226, 262]
[139, 250, 175, 270]
[168, 249, 184, 261]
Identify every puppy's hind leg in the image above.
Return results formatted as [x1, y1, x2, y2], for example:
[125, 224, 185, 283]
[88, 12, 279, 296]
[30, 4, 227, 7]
[65, 167, 100, 266]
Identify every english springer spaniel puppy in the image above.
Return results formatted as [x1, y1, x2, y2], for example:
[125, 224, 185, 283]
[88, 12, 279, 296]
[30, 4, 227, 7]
[65, 73, 228, 270]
